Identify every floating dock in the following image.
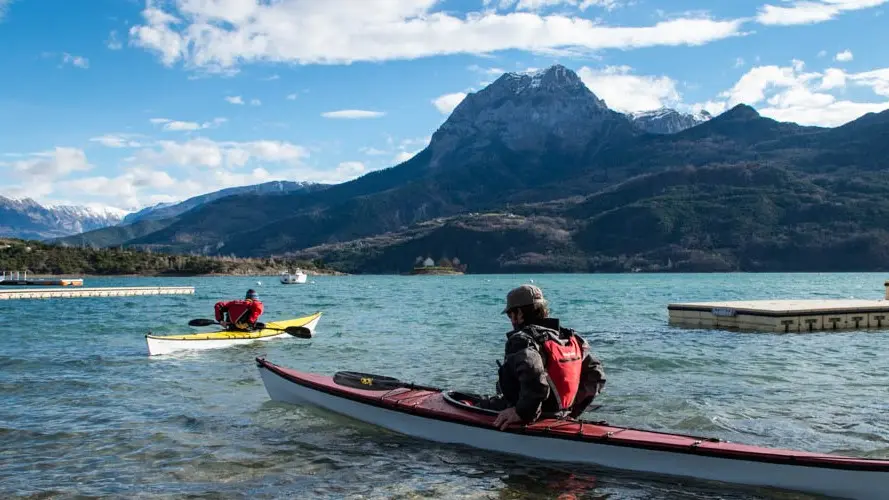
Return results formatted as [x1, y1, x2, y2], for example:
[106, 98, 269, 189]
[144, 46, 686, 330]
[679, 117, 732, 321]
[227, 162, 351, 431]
[0, 286, 195, 300]
[0, 278, 84, 286]
[0, 271, 83, 287]
[668, 299, 889, 333]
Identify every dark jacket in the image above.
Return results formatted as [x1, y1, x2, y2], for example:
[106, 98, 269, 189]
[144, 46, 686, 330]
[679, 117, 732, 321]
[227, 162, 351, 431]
[496, 317, 606, 422]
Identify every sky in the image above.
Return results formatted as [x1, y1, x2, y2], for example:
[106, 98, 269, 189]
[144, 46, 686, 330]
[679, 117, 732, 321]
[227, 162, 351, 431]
[1, 0, 887, 214]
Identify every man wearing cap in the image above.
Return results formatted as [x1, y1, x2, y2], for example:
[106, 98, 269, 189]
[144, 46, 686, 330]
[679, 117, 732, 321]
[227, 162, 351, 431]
[483, 284, 606, 430]
[214, 289, 265, 331]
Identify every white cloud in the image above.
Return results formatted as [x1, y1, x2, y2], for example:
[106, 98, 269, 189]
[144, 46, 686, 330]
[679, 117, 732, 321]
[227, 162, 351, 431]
[432, 93, 468, 114]
[89, 134, 144, 148]
[225, 95, 244, 104]
[818, 50, 828, 57]
[360, 147, 388, 156]
[62, 53, 89, 69]
[107, 30, 123, 50]
[128, 1, 744, 72]
[734, 57, 745, 68]
[757, 0, 888, 25]
[578, 65, 681, 112]
[819, 68, 847, 89]
[2, 135, 401, 210]
[852, 68, 889, 96]
[250, 98, 262, 106]
[394, 151, 418, 163]
[321, 109, 385, 119]
[133, 138, 310, 169]
[149, 117, 227, 131]
[690, 100, 728, 116]
[0, 147, 92, 180]
[325, 161, 367, 183]
[286, 93, 298, 100]
[835, 49, 854, 62]
[713, 60, 889, 126]
[491, 0, 622, 11]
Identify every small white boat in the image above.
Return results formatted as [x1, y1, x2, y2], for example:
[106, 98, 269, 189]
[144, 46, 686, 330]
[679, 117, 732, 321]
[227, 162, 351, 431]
[145, 312, 322, 356]
[280, 269, 307, 284]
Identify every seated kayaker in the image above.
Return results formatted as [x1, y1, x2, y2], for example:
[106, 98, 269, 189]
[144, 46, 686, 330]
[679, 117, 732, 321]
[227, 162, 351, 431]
[480, 284, 606, 430]
[214, 289, 264, 331]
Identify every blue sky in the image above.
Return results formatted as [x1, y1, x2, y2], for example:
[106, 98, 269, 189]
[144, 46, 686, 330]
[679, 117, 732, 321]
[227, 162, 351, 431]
[1, 0, 887, 213]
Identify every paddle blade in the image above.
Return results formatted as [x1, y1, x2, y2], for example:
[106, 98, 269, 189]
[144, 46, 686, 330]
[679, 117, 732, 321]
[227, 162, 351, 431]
[188, 318, 218, 327]
[284, 326, 313, 338]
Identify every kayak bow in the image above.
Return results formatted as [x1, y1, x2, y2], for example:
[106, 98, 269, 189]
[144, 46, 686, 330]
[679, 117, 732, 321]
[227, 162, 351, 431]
[145, 312, 322, 356]
[256, 357, 889, 499]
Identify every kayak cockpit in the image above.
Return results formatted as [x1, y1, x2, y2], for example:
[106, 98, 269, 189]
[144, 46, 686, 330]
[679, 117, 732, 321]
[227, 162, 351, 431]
[441, 391, 501, 416]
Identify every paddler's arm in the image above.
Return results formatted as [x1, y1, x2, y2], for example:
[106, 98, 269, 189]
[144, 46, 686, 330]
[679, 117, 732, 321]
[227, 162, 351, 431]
[510, 346, 550, 424]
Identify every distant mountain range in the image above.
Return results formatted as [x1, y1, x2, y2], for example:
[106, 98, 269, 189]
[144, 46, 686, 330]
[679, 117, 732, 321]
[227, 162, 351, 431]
[1, 181, 326, 241]
[35, 64, 889, 272]
[0, 197, 127, 240]
[121, 180, 327, 224]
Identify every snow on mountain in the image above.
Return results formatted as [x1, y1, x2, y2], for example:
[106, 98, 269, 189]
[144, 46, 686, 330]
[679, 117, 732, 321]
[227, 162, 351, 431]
[628, 107, 713, 134]
[0, 196, 127, 240]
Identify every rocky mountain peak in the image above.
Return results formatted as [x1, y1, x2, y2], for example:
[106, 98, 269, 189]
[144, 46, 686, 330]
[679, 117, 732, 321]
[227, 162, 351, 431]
[426, 64, 628, 168]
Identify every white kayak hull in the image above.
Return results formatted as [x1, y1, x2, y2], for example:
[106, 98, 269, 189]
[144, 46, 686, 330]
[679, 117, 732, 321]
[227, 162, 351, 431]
[147, 314, 321, 356]
[257, 359, 889, 500]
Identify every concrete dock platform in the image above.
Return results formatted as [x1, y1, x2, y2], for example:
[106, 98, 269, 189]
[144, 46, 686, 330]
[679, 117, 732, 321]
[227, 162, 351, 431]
[668, 299, 889, 333]
[0, 286, 195, 300]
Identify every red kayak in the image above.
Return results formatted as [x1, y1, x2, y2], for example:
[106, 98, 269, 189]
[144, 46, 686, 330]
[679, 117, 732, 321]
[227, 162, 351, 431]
[256, 357, 889, 499]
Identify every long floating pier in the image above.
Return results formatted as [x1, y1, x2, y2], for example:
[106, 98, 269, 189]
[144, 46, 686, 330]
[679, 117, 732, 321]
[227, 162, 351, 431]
[0, 286, 195, 300]
[668, 299, 889, 333]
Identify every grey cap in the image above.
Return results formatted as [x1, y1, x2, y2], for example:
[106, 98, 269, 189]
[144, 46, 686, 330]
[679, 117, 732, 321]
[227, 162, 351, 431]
[502, 284, 546, 314]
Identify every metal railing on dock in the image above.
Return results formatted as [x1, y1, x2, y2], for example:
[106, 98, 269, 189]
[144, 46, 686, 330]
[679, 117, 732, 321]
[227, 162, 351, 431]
[0, 286, 195, 300]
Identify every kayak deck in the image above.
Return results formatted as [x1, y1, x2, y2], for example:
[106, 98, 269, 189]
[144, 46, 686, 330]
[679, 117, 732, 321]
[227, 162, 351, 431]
[150, 312, 322, 341]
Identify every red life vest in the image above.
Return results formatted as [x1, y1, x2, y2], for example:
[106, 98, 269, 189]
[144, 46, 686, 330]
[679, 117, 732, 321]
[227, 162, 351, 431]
[540, 334, 584, 410]
[215, 299, 263, 326]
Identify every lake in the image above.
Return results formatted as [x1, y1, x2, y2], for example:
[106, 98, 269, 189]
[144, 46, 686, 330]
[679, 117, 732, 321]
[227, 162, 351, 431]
[2, 273, 887, 499]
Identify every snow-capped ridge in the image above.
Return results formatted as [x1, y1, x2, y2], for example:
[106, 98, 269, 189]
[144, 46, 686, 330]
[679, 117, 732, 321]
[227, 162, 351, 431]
[627, 107, 713, 135]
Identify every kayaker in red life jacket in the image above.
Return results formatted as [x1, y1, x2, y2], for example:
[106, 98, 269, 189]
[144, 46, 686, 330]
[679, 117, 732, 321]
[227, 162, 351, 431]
[214, 289, 264, 331]
[481, 284, 606, 430]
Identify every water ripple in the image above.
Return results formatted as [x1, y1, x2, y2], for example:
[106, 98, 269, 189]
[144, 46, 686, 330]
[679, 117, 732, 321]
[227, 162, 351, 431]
[1, 273, 887, 499]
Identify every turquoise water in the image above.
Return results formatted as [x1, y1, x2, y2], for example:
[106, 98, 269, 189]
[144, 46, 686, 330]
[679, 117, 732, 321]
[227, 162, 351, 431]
[2, 273, 888, 499]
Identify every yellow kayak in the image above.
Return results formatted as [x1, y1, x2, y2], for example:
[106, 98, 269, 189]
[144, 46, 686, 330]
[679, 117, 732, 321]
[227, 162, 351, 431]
[146, 312, 322, 356]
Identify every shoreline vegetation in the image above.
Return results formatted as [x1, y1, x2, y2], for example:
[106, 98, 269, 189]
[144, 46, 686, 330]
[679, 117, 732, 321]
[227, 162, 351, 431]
[0, 238, 346, 277]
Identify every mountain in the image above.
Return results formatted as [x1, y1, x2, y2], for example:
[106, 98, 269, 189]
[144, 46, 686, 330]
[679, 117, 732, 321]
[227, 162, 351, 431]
[48, 65, 889, 272]
[66, 64, 641, 255]
[628, 108, 711, 134]
[289, 162, 889, 273]
[121, 180, 327, 224]
[0, 197, 126, 240]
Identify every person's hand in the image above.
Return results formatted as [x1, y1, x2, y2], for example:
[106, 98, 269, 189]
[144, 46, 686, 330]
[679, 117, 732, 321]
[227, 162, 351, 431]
[493, 407, 523, 431]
